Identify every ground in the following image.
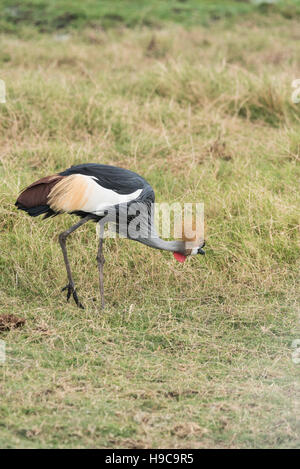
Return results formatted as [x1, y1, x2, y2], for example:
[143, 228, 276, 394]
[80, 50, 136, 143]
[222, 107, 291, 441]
[0, 1, 299, 449]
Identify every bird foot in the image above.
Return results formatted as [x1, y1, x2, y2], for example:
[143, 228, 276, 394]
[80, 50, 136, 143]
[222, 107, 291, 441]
[61, 284, 84, 309]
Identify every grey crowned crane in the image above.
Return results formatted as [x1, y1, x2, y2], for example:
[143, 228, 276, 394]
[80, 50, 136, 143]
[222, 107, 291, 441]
[15, 164, 205, 309]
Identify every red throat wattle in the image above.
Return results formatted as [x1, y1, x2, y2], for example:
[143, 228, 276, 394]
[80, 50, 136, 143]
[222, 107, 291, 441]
[173, 252, 187, 263]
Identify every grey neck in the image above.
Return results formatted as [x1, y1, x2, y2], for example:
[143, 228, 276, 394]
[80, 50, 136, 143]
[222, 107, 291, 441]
[103, 203, 186, 254]
[135, 235, 186, 254]
[127, 221, 186, 253]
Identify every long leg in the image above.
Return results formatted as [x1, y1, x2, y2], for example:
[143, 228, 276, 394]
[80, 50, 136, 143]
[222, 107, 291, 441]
[96, 223, 105, 309]
[59, 215, 92, 308]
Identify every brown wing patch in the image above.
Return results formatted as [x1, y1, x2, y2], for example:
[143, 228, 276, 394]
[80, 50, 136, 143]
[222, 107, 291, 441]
[47, 174, 90, 213]
[16, 175, 64, 208]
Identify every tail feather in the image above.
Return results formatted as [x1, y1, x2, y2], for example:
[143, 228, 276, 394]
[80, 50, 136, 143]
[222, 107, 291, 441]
[15, 175, 63, 218]
[15, 203, 53, 217]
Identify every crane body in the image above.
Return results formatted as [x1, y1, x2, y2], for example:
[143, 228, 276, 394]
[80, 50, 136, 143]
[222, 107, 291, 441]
[15, 164, 205, 308]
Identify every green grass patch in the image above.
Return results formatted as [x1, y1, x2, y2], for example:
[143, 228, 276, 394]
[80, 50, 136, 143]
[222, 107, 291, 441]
[1, 0, 300, 33]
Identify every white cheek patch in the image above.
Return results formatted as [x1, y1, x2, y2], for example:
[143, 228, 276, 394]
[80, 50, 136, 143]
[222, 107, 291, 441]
[191, 247, 199, 255]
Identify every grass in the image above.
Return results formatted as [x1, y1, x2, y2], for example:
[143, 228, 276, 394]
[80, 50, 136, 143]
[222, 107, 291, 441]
[0, 2, 300, 448]
[1, 0, 300, 33]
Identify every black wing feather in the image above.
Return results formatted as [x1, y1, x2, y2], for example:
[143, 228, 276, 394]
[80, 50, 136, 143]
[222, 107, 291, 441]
[59, 164, 152, 197]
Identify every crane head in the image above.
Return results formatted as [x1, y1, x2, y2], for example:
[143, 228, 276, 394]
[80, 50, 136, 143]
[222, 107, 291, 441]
[173, 241, 205, 263]
[173, 216, 205, 263]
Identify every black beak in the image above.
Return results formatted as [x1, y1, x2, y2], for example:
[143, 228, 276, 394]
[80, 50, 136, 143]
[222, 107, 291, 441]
[197, 240, 205, 255]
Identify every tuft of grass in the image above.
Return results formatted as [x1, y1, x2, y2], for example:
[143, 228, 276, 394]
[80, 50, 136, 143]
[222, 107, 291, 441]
[0, 9, 299, 449]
